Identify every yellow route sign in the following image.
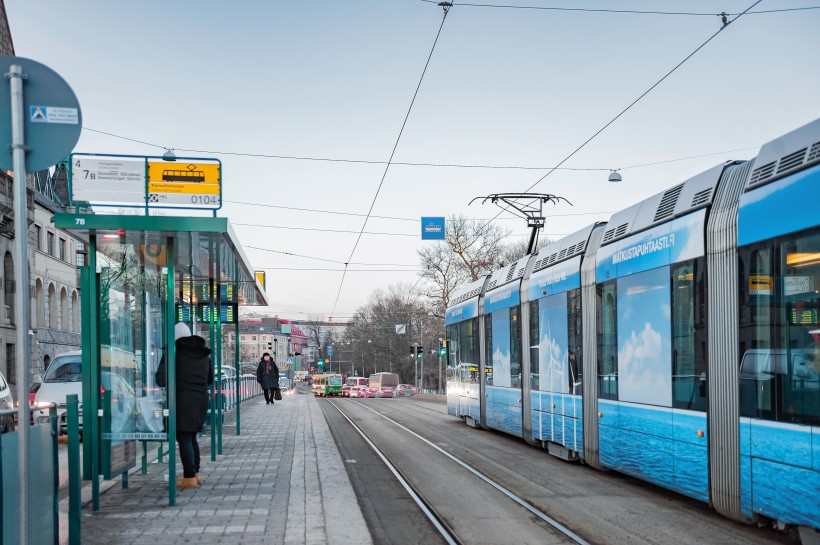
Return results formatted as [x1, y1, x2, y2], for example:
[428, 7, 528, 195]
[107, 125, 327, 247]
[147, 160, 221, 208]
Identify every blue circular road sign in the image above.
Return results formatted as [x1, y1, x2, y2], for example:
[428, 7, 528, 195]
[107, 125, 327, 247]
[0, 57, 82, 172]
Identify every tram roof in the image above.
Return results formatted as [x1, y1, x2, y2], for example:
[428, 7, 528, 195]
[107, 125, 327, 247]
[52, 213, 268, 306]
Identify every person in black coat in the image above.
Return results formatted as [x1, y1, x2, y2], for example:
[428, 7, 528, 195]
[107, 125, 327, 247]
[155, 322, 213, 489]
[256, 353, 280, 404]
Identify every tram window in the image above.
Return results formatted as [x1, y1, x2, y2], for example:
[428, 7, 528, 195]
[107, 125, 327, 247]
[529, 299, 540, 391]
[510, 306, 522, 388]
[739, 229, 820, 425]
[446, 324, 458, 380]
[450, 318, 480, 384]
[597, 282, 618, 400]
[739, 244, 776, 419]
[780, 230, 820, 424]
[672, 258, 708, 411]
[567, 289, 583, 395]
[485, 315, 493, 385]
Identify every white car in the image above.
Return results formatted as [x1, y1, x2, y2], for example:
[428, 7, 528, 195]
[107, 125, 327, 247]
[33, 351, 142, 433]
[33, 351, 83, 430]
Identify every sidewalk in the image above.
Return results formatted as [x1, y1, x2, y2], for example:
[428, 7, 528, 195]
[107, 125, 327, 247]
[79, 390, 373, 545]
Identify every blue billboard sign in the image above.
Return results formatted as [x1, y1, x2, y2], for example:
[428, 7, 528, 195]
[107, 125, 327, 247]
[421, 217, 446, 240]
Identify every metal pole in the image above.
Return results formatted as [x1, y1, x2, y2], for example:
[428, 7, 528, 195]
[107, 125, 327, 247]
[235, 319, 240, 435]
[10, 63, 32, 545]
[166, 236, 176, 506]
[414, 343, 418, 389]
[438, 339, 443, 394]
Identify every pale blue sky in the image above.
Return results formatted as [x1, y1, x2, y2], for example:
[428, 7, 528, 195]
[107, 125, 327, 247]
[7, 1, 820, 319]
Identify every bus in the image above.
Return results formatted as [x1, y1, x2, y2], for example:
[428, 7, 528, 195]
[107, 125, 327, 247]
[312, 374, 343, 397]
[345, 377, 369, 388]
[368, 372, 399, 391]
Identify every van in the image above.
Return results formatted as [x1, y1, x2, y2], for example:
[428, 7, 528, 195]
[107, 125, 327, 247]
[368, 372, 399, 391]
[345, 377, 368, 388]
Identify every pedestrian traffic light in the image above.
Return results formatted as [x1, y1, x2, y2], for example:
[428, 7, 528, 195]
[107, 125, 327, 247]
[268, 342, 273, 350]
[439, 339, 446, 356]
[416, 346, 423, 358]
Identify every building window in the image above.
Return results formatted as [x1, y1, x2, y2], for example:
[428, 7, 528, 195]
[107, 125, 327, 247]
[5, 344, 15, 384]
[47, 232, 54, 256]
[59, 238, 66, 261]
[75, 241, 85, 267]
[34, 225, 42, 251]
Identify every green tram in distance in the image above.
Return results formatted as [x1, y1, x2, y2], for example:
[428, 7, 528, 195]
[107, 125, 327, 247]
[312, 374, 343, 397]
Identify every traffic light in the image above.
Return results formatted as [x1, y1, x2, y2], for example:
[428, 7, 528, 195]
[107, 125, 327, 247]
[416, 346, 423, 358]
[267, 341, 273, 350]
[317, 359, 324, 367]
[439, 339, 446, 356]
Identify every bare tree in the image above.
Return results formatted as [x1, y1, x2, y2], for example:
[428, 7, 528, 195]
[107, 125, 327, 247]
[498, 235, 553, 266]
[417, 214, 511, 312]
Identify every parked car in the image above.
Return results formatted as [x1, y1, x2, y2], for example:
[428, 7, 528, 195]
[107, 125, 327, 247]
[0, 370, 14, 433]
[377, 386, 394, 399]
[395, 384, 417, 397]
[33, 351, 143, 433]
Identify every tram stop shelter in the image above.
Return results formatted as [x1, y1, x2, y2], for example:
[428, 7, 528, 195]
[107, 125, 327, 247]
[53, 213, 268, 506]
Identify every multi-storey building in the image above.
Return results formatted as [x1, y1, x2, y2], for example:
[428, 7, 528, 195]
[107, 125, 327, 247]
[0, 6, 84, 386]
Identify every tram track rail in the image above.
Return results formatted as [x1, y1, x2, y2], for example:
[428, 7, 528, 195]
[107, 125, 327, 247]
[328, 398, 593, 545]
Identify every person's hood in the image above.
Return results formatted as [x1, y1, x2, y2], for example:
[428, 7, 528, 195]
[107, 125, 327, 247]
[176, 335, 211, 357]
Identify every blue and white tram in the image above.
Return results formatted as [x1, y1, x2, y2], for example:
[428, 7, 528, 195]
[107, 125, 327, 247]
[444, 118, 820, 533]
[446, 277, 487, 425]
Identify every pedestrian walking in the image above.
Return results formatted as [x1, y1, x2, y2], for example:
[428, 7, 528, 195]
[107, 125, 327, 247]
[156, 322, 213, 489]
[257, 352, 280, 404]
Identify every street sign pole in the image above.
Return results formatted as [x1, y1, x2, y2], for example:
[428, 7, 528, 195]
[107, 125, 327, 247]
[10, 62, 32, 545]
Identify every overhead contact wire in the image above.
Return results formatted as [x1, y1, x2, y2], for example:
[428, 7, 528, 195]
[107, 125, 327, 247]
[484, 0, 765, 228]
[329, 4, 453, 318]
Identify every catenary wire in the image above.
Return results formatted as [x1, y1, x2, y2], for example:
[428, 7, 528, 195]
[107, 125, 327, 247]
[330, 5, 453, 319]
[233, 222, 569, 238]
[244, 245, 419, 267]
[482, 0, 764, 228]
[83, 126, 757, 173]
[419, 0, 817, 17]
[225, 199, 614, 221]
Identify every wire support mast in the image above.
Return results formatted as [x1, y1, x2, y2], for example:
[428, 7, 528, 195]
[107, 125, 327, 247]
[470, 193, 571, 255]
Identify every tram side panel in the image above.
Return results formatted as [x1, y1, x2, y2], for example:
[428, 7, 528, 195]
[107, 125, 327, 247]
[594, 209, 710, 502]
[735, 151, 820, 528]
[528, 255, 586, 456]
[446, 295, 483, 421]
[483, 281, 524, 437]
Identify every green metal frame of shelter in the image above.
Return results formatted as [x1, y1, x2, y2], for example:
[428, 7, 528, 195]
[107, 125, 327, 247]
[54, 213, 267, 507]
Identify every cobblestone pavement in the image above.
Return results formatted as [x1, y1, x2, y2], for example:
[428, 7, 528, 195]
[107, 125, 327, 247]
[80, 391, 373, 545]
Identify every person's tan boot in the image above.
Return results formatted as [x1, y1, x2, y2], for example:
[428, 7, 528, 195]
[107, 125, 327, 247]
[176, 477, 199, 489]
[195, 473, 202, 485]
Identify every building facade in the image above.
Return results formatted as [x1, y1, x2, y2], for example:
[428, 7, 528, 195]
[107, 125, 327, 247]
[0, 10, 84, 386]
